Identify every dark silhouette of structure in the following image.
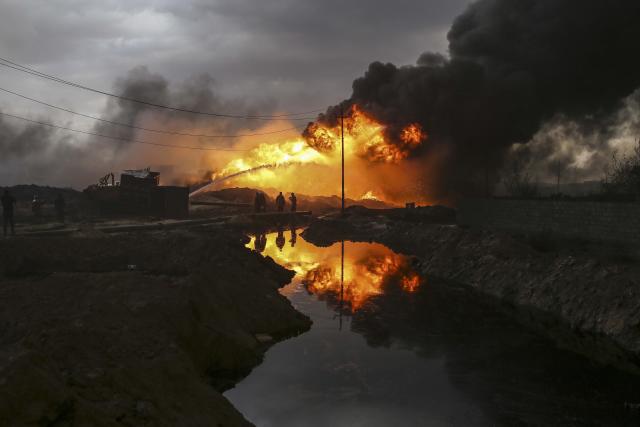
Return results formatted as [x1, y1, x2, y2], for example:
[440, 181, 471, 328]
[85, 169, 189, 219]
[54, 194, 66, 223]
[275, 192, 285, 212]
[2, 189, 16, 237]
[98, 172, 115, 187]
[289, 193, 297, 212]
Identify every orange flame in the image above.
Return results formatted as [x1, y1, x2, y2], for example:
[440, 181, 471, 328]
[248, 232, 422, 311]
[305, 105, 426, 163]
[401, 274, 421, 293]
[401, 123, 424, 148]
[207, 104, 428, 203]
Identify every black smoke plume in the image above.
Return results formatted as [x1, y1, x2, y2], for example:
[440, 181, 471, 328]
[309, 0, 640, 200]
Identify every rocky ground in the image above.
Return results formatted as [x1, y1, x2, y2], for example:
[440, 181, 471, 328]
[0, 228, 310, 426]
[303, 207, 640, 373]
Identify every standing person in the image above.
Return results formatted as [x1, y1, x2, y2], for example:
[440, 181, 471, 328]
[289, 193, 297, 212]
[254, 191, 262, 213]
[2, 189, 16, 237]
[31, 194, 42, 218]
[54, 194, 66, 223]
[275, 192, 285, 212]
[260, 192, 268, 212]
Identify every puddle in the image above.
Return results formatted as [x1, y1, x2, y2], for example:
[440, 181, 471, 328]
[225, 229, 640, 426]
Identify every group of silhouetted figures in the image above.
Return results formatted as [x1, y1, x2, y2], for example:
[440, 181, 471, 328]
[2, 189, 16, 237]
[1, 189, 67, 237]
[254, 226, 297, 252]
[254, 191, 297, 213]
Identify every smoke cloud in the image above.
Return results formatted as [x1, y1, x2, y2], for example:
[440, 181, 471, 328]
[310, 0, 640, 200]
[0, 67, 279, 187]
[0, 110, 118, 186]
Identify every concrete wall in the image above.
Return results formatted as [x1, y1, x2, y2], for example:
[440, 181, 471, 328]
[458, 199, 640, 245]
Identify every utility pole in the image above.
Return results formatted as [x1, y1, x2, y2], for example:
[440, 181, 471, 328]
[339, 239, 344, 331]
[341, 106, 345, 216]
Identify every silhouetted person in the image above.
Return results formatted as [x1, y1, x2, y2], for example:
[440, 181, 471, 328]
[290, 226, 297, 247]
[2, 189, 16, 237]
[260, 192, 268, 212]
[276, 228, 285, 251]
[289, 192, 297, 212]
[254, 233, 267, 252]
[31, 194, 42, 218]
[254, 191, 262, 213]
[54, 194, 66, 223]
[275, 192, 285, 212]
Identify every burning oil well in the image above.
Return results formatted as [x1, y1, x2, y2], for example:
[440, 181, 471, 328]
[205, 0, 640, 206]
[199, 105, 430, 206]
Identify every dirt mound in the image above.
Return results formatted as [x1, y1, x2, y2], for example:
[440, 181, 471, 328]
[0, 230, 310, 426]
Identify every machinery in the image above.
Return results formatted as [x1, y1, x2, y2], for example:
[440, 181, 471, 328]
[84, 168, 189, 219]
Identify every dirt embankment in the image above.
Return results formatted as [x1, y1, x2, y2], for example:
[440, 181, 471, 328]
[303, 214, 640, 373]
[0, 229, 310, 426]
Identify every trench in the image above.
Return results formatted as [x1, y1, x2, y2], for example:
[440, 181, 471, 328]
[225, 229, 640, 426]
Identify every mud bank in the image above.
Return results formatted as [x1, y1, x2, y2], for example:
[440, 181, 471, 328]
[0, 229, 310, 426]
[303, 214, 640, 373]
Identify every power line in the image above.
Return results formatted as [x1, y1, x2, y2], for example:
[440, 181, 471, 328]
[0, 56, 322, 120]
[0, 86, 306, 139]
[0, 111, 250, 151]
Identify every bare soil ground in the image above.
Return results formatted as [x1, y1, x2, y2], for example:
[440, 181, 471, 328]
[302, 208, 640, 374]
[0, 228, 310, 426]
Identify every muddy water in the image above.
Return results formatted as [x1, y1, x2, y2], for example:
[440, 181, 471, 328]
[225, 229, 640, 426]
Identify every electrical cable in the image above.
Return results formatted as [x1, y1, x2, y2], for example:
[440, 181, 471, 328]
[0, 56, 322, 120]
[0, 86, 306, 139]
[0, 110, 251, 151]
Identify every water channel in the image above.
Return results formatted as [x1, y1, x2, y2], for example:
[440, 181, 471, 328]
[225, 229, 640, 426]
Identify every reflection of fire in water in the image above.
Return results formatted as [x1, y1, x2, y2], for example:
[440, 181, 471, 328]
[208, 105, 428, 204]
[247, 230, 422, 311]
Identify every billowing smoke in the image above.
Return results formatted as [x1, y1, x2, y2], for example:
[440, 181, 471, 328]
[0, 67, 278, 187]
[308, 0, 640, 200]
[96, 66, 274, 143]
[0, 113, 55, 159]
[90, 66, 281, 185]
[508, 89, 640, 185]
[0, 110, 117, 185]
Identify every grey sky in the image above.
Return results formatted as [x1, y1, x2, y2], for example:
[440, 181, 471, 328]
[0, 0, 471, 116]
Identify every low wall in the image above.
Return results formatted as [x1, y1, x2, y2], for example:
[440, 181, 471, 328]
[458, 198, 640, 245]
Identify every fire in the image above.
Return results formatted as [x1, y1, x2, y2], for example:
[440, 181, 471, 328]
[305, 105, 426, 163]
[214, 140, 326, 180]
[207, 104, 428, 203]
[360, 190, 379, 201]
[248, 231, 422, 311]
[401, 124, 424, 148]
[401, 274, 421, 293]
